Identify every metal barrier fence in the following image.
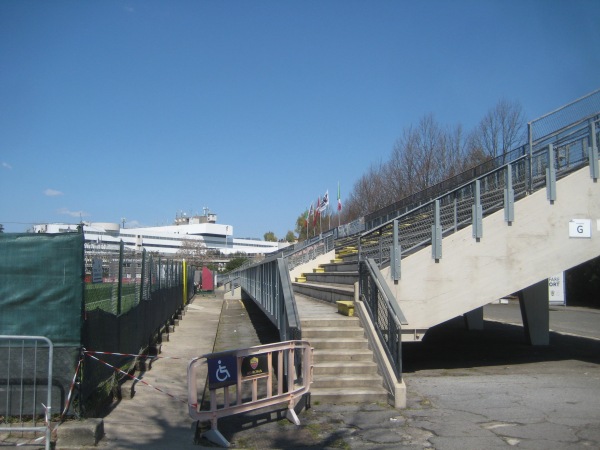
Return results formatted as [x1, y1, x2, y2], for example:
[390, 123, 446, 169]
[187, 340, 313, 447]
[0, 335, 53, 450]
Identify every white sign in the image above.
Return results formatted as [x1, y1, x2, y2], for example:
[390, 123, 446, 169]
[548, 272, 565, 306]
[568, 219, 592, 238]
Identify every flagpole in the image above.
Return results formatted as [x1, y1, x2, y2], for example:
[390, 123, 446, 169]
[337, 181, 342, 227]
[306, 209, 308, 241]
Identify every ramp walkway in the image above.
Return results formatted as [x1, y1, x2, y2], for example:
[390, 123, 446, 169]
[97, 293, 224, 449]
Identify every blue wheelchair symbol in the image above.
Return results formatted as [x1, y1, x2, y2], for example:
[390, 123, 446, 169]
[208, 355, 237, 387]
[215, 359, 231, 382]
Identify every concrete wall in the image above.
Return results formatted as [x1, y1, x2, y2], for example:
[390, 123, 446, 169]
[383, 167, 600, 333]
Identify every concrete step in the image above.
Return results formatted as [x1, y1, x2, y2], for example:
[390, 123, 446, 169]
[308, 338, 369, 350]
[304, 272, 358, 285]
[293, 282, 354, 304]
[311, 374, 382, 389]
[301, 317, 361, 328]
[314, 361, 379, 375]
[312, 348, 374, 363]
[309, 387, 388, 404]
[320, 262, 359, 273]
[302, 327, 365, 339]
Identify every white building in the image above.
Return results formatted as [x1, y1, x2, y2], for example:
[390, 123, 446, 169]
[32, 212, 284, 256]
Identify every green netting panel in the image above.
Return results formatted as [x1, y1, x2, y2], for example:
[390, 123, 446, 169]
[0, 232, 84, 346]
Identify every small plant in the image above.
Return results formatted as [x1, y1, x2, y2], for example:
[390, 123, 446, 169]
[331, 438, 351, 450]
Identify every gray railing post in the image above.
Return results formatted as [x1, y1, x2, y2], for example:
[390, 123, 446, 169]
[504, 163, 515, 224]
[140, 248, 146, 302]
[546, 143, 557, 203]
[431, 200, 442, 260]
[472, 180, 483, 240]
[528, 121, 534, 193]
[590, 120, 599, 181]
[391, 219, 400, 281]
[117, 240, 124, 315]
[453, 192, 458, 232]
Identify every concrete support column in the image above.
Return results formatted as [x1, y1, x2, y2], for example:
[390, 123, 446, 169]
[518, 280, 550, 345]
[463, 306, 484, 331]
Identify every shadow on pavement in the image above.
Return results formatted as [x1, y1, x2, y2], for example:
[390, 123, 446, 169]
[402, 317, 600, 374]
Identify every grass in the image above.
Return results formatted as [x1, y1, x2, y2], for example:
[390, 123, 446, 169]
[84, 282, 140, 314]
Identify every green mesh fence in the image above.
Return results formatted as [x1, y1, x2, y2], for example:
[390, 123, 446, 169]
[0, 231, 196, 416]
[0, 232, 84, 346]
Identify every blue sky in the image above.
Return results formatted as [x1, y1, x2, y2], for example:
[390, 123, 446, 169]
[1, 0, 599, 239]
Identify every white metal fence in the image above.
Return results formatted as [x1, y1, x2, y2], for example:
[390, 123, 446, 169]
[0, 335, 53, 450]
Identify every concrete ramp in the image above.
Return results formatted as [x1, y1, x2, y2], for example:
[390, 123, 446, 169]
[383, 167, 600, 340]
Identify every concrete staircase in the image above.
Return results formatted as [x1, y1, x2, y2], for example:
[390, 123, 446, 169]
[300, 310, 388, 404]
[293, 248, 388, 404]
[292, 252, 358, 303]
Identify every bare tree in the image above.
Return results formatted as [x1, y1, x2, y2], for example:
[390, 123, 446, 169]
[176, 237, 208, 268]
[346, 162, 389, 218]
[390, 114, 449, 196]
[468, 99, 525, 163]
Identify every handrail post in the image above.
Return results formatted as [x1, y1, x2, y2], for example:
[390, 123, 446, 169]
[504, 163, 515, 224]
[431, 200, 442, 261]
[391, 219, 400, 281]
[546, 143, 557, 203]
[528, 121, 534, 193]
[472, 180, 483, 241]
[590, 120, 599, 181]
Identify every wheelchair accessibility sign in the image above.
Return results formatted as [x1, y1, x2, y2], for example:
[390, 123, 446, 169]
[207, 354, 237, 388]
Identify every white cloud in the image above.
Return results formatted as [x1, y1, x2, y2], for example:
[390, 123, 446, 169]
[44, 188, 64, 197]
[2, 162, 12, 169]
[57, 207, 90, 218]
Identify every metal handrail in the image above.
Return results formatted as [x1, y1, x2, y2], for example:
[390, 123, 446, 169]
[358, 260, 406, 382]
[238, 258, 301, 341]
[218, 230, 338, 345]
[284, 230, 335, 272]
